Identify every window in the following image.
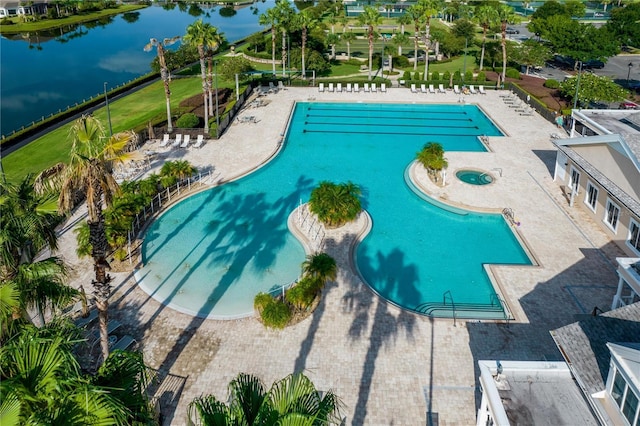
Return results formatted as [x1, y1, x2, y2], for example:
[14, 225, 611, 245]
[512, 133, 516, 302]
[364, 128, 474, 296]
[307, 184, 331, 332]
[605, 199, 620, 232]
[630, 220, 640, 254]
[622, 388, 638, 425]
[585, 182, 598, 212]
[613, 370, 626, 407]
[570, 168, 580, 194]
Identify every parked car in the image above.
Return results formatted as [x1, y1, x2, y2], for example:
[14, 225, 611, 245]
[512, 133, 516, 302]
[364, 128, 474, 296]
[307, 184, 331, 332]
[505, 27, 519, 34]
[620, 101, 639, 110]
[583, 59, 605, 69]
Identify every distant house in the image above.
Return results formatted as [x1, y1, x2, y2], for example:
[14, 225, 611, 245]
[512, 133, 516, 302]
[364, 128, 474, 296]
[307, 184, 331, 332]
[0, 1, 49, 17]
[552, 110, 640, 308]
[551, 302, 640, 426]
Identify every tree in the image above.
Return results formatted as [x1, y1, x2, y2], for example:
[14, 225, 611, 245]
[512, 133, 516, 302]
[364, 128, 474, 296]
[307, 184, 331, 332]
[326, 32, 340, 60]
[565, 0, 587, 18]
[309, 181, 362, 228]
[560, 73, 628, 108]
[406, 2, 426, 71]
[0, 323, 154, 425]
[474, 5, 498, 71]
[392, 32, 410, 56]
[417, 142, 448, 182]
[144, 36, 181, 133]
[259, 7, 279, 76]
[184, 20, 224, 134]
[219, 56, 255, 81]
[605, 2, 640, 48]
[510, 39, 552, 74]
[341, 30, 357, 60]
[420, 0, 442, 80]
[298, 9, 318, 79]
[302, 252, 337, 285]
[247, 32, 265, 53]
[358, 6, 382, 81]
[41, 116, 139, 363]
[543, 17, 618, 64]
[275, 0, 295, 77]
[188, 372, 343, 425]
[496, 4, 518, 85]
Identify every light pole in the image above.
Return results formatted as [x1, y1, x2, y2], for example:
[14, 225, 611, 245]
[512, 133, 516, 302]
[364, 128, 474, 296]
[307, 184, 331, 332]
[573, 61, 583, 110]
[103, 82, 113, 136]
[214, 60, 219, 139]
[627, 62, 633, 88]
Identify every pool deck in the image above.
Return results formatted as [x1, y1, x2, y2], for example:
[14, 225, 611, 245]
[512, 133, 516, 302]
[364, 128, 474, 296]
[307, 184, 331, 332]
[55, 87, 624, 425]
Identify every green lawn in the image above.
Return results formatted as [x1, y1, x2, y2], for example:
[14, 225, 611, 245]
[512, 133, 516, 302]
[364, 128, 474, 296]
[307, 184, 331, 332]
[2, 77, 205, 183]
[0, 4, 148, 34]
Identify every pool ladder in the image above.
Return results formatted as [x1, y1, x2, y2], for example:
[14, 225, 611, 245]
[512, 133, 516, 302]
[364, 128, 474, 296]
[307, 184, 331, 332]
[502, 208, 517, 226]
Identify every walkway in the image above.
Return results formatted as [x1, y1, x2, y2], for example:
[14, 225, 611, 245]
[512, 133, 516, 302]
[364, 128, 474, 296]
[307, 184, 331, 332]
[54, 86, 622, 425]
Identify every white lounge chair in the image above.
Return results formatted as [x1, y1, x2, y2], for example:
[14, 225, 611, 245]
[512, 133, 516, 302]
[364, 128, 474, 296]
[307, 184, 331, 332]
[268, 81, 277, 93]
[354, 83, 360, 92]
[380, 83, 387, 92]
[438, 84, 446, 93]
[429, 84, 436, 94]
[420, 84, 427, 93]
[172, 134, 182, 148]
[453, 85, 461, 94]
[336, 83, 343, 92]
[469, 85, 478, 94]
[328, 82, 335, 92]
[318, 83, 325, 92]
[371, 83, 377, 92]
[363, 83, 370, 92]
[180, 134, 190, 148]
[479, 85, 487, 95]
[278, 80, 287, 91]
[346, 83, 352, 92]
[193, 134, 205, 148]
[159, 134, 170, 148]
[411, 84, 417, 93]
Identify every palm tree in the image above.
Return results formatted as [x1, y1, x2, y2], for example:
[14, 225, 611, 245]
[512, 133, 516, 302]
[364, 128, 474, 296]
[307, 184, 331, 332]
[44, 116, 138, 363]
[184, 20, 223, 134]
[259, 7, 279, 76]
[302, 253, 337, 285]
[393, 32, 410, 56]
[342, 31, 357, 60]
[298, 10, 318, 79]
[144, 36, 181, 133]
[205, 28, 225, 130]
[309, 181, 362, 228]
[496, 5, 517, 85]
[406, 3, 426, 71]
[326, 33, 340, 60]
[420, 0, 442, 80]
[474, 6, 499, 71]
[397, 11, 412, 34]
[358, 6, 382, 81]
[188, 372, 343, 425]
[417, 142, 448, 182]
[275, 0, 295, 78]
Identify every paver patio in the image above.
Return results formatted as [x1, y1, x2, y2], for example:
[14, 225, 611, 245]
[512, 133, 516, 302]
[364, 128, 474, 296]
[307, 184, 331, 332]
[55, 87, 623, 425]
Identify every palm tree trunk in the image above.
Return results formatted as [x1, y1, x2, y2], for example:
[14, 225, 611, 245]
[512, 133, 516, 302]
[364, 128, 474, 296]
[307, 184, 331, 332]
[423, 20, 430, 80]
[281, 28, 287, 77]
[368, 25, 373, 81]
[199, 47, 209, 134]
[88, 214, 111, 363]
[413, 25, 419, 71]
[347, 42, 351, 60]
[302, 28, 307, 79]
[207, 58, 213, 129]
[501, 23, 507, 85]
[271, 27, 276, 76]
[480, 28, 487, 71]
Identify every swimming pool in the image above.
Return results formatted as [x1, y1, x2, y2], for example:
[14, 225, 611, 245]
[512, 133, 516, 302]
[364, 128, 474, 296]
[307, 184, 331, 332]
[137, 102, 531, 319]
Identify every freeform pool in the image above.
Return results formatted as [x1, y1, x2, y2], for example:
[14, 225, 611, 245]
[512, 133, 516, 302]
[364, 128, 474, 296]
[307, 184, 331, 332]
[136, 103, 530, 319]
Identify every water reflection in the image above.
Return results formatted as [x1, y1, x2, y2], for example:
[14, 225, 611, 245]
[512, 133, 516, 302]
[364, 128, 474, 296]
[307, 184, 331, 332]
[0, 1, 272, 136]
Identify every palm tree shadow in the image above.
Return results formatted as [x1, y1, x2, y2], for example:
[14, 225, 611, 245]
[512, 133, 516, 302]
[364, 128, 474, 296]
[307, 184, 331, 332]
[342, 246, 419, 424]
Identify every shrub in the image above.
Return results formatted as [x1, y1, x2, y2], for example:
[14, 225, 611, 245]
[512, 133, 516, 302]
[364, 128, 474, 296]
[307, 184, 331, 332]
[175, 113, 199, 129]
[254, 292, 273, 314]
[309, 181, 362, 228]
[403, 70, 412, 81]
[544, 79, 559, 89]
[464, 70, 473, 82]
[260, 299, 291, 329]
[431, 71, 440, 81]
[414, 71, 421, 80]
[417, 142, 448, 183]
[443, 71, 451, 83]
[505, 68, 521, 79]
[285, 278, 317, 310]
[393, 55, 409, 68]
[453, 70, 461, 81]
[476, 71, 486, 83]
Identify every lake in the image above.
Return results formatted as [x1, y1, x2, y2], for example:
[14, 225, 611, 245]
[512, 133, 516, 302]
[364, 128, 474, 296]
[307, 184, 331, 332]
[0, 1, 274, 137]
